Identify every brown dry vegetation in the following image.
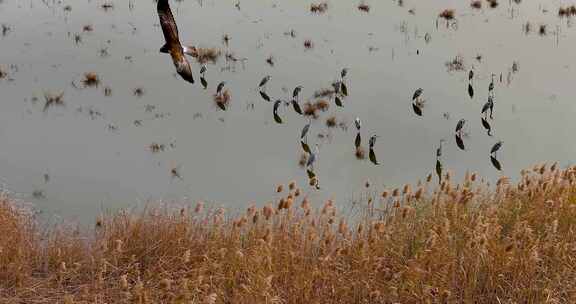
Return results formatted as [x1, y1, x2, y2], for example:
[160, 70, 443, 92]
[190, 47, 222, 64]
[310, 2, 328, 14]
[559, 5, 576, 17]
[3, 164, 576, 303]
[439, 9, 455, 20]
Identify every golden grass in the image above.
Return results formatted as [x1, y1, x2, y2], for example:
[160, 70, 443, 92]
[3, 164, 576, 302]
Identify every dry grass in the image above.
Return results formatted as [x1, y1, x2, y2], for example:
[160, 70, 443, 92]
[558, 5, 576, 17]
[326, 116, 337, 128]
[303, 102, 319, 118]
[358, 3, 370, 12]
[43, 91, 65, 112]
[82, 72, 100, 87]
[439, 9, 455, 20]
[4, 164, 576, 302]
[314, 100, 329, 112]
[190, 47, 222, 64]
[445, 55, 465, 72]
[82, 24, 93, 32]
[310, 2, 328, 14]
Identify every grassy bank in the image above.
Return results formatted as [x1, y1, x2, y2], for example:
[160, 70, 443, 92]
[2, 164, 576, 303]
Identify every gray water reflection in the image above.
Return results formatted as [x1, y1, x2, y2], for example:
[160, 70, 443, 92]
[1, 0, 575, 222]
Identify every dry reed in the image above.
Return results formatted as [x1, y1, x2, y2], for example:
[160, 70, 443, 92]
[3, 164, 576, 302]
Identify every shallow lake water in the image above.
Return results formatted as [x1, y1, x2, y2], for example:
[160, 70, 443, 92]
[1, 0, 575, 222]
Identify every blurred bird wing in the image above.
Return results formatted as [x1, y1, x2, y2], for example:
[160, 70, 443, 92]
[158, 0, 194, 83]
[157, 0, 181, 51]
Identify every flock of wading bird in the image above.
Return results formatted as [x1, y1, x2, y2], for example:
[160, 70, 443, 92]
[157, 0, 504, 188]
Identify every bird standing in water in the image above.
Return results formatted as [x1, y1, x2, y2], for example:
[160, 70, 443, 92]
[157, 0, 194, 83]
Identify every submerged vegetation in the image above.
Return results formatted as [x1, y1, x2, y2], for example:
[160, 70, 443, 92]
[3, 164, 576, 302]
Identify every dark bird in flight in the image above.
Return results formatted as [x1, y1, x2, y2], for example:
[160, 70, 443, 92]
[157, 0, 194, 83]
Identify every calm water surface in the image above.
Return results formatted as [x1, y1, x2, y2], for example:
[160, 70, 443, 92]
[1, 0, 575, 222]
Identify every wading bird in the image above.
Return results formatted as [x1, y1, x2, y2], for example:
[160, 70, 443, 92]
[490, 155, 502, 171]
[259, 90, 271, 102]
[216, 81, 225, 94]
[273, 99, 283, 123]
[412, 102, 423, 116]
[368, 135, 379, 165]
[157, 0, 194, 83]
[481, 117, 492, 136]
[489, 73, 495, 93]
[490, 141, 503, 155]
[291, 99, 302, 114]
[341, 68, 348, 79]
[306, 144, 320, 169]
[412, 88, 423, 100]
[354, 117, 361, 130]
[369, 135, 378, 149]
[259, 75, 271, 88]
[455, 119, 466, 134]
[482, 96, 494, 119]
[293, 86, 302, 98]
[436, 139, 445, 158]
[301, 122, 310, 139]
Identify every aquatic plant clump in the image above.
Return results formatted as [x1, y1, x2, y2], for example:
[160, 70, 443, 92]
[189, 47, 222, 64]
[439, 9, 455, 20]
[2, 164, 576, 302]
[310, 2, 328, 14]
